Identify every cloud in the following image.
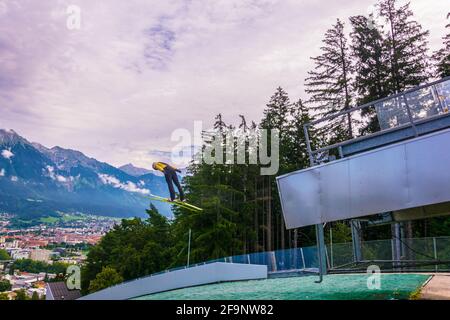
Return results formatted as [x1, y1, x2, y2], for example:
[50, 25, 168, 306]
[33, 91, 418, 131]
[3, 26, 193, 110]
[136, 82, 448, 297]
[0, 168, 5, 176]
[45, 165, 68, 182]
[1, 149, 13, 159]
[98, 173, 150, 195]
[11, 176, 18, 182]
[142, 20, 176, 70]
[148, 150, 173, 158]
[45, 165, 55, 179]
[0, 2, 7, 16]
[148, 145, 200, 167]
[0, 0, 448, 169]
[56, 175, 68, 182]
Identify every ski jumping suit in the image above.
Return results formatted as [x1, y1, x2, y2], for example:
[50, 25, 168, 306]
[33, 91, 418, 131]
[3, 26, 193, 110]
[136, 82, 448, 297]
[152, 162, 185, 201]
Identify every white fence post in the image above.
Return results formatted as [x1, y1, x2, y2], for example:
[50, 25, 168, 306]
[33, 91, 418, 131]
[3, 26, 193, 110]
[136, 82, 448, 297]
[270, 251, 277, 272]
[433, 237, 438, 272]
[300, 248, 306, 270]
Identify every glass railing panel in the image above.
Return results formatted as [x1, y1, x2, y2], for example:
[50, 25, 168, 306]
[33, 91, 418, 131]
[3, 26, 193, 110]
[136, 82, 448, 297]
[274, 248, 296, 271]
[375, 95, 409, 130]
[230, 254, 248, 264]
[301, 245, 319, 269]
[135, 236, 450, 281]
[404, 86, 441, 121]
[434, 80, 450, 114]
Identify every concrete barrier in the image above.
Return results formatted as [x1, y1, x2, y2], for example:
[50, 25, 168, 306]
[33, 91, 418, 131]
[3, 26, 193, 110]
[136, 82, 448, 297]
[79, 262, 268, 300]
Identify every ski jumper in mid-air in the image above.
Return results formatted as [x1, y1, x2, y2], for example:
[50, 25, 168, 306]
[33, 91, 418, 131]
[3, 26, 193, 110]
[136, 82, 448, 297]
[152, 162, 185, 202]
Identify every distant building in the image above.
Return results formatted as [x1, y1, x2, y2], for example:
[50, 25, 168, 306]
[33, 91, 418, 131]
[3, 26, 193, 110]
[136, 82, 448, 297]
[4, 240, 20, 249]
[50, 251, 61, 259]
[53, 247, 66, 255]
[30, 249, 51, 262]
[11, 279, 27, 291]
[55, 235, 67, 243]
[25, 240, 49, 247]
[27, 287, 45, 299]
[46, 282, 81, 300]
[10, 249, 30, 260]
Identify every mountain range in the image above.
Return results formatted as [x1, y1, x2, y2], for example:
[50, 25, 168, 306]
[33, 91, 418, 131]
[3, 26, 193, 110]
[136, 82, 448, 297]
[0, 129, 174, 220]
[119, 163, 152, 177]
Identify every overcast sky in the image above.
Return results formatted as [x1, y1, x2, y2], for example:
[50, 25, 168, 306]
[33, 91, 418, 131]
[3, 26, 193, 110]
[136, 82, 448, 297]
[0, 0, 448, 168]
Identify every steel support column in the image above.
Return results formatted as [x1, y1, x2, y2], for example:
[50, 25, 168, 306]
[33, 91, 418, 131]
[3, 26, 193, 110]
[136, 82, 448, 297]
[315, 223, 327, 283]
[351, 220, 362, 262]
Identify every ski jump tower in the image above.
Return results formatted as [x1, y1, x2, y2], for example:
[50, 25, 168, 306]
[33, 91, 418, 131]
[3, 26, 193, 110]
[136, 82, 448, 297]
[276, 77, 450, 279]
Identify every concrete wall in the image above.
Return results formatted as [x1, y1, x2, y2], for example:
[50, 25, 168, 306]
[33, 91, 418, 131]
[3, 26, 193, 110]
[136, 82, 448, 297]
[79, 262, 268, 300]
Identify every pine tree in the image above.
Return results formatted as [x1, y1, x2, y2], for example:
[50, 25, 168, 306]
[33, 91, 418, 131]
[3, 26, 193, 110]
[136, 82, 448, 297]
[286, 99, 316, 170]
[350, 14, 391, 134]
[213, 113, 227, 132]
[378, 0, 430, 92]
[260, 87, 292, 168]
[305, 19, 353, 139]
[432, 13, 450, 78]
[378, 0, 431, 244]
[237, 114, 257, 254]
[259, 87, 294, 251]
[350, 15, 390, 105]
[170, 114, 245, 263]
[260, 87, 291, 129]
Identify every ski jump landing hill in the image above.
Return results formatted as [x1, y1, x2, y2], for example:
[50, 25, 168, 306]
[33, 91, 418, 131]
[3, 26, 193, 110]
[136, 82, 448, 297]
[80, 262, 267, 300]
[277, 76, 450, 276]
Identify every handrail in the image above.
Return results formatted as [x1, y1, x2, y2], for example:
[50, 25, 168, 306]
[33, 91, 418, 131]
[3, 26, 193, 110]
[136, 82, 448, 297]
[304, 76, 450, 163]
[306, 76, 450, 127]
[83, 236, 450, 295]
[310, 112, 450, 156]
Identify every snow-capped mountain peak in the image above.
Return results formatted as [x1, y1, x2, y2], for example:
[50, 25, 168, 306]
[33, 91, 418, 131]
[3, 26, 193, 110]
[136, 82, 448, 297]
[0, 129, 29, 147]
[118, 163, 151, 177]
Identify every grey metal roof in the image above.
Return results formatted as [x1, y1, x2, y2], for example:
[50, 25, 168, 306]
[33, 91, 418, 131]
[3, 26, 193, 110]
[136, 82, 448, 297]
[46, 282, 81, 300]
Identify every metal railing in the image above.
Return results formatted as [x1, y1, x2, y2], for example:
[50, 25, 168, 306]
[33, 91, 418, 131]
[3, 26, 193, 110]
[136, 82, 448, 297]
[114, 236, 450, 291]
[304, 76, 450, 165]
[93, 235, 450, 295]
[329, 236, 450, 272]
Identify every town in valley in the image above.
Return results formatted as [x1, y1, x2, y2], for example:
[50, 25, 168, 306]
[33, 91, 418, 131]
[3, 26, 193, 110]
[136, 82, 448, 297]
[0, 212, 119, 300]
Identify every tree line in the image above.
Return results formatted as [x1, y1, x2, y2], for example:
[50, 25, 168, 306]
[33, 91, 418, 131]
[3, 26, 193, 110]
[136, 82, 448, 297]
[9, 259, 69, 275]
[81, 0, 450, 294]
